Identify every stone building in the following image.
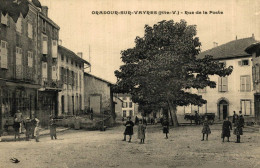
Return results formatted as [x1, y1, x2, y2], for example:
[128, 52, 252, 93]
[84, 73, 114, 116]
[117, 94, 139, 118]
[57, 46, 89, 116]
[245, 42, 260, 121]
[177, 36, 257, 120]
[0, 3, 61, 129]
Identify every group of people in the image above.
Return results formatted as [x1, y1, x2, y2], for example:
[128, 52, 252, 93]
[122, 116, 170, 143]
[122, 111, 245, 144]
[12, 112, 57, 142]
[200, 110, 245, 143]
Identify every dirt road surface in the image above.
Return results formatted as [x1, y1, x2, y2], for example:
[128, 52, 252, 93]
[0, 124, 259, 168]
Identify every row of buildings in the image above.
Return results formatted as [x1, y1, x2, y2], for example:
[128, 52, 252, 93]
[0, 2, 116, 130]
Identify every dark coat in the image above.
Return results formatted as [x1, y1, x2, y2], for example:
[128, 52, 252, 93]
[234, 115, 244, 136]
[13, 122, 20, 132]
[232, 114, 238, 123]
[162, 120, 169, 134]
[124, 121, 134, 135]
[49, 119, 57, 136]
[222, 120, 232, 137]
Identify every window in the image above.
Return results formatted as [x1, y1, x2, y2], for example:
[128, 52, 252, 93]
[52, 40, 57, 58]
[16, 17, 22, 33]
[28, 23, 33, 39]
[129, 102, 133, 108]
[1, 13, 8, 25]
[42, 62, 47, 78]
[42, 35, 48, 54]
[238, 59, 249, 66]
[123, 110, 126, 117]
[0, 40, 8, 69]
[52, 66, 57, 80]
[198, 88, 206, 93]
[241, 100, 251, 115]
[218, 77, 228, 92]
[129, 110, 133, 116]
[240, 75, 251, 92]
[27, 51, 33, 67]
[61, 55, 64, 61]
[219, 61, 226, 67]
[122, 102, 128, 108]
[42, 19, 46, 32]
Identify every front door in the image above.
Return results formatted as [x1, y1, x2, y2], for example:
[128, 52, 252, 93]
[219, 99, 229, 120]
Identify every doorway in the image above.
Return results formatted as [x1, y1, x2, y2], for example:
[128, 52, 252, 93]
[218, 99, 229, 120]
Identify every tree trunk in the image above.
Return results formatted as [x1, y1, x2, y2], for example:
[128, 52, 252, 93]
[167, 100, 179, 127]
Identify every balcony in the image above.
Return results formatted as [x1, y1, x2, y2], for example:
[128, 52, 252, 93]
[42, 78, 63, 89]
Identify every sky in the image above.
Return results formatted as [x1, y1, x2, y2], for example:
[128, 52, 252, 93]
[40, 0, 260, 83]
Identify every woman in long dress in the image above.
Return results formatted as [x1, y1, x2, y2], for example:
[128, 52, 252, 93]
[222, 117, 232, 142]
[138, 119, 146, 144]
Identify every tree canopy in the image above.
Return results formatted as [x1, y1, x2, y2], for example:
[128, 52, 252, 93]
[113, 20, 233, 126]
[0, 0, 42, 22]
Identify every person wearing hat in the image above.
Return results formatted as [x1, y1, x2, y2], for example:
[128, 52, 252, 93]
[49, 115, 57, 140]
[123, 116, 134, 142]
[24, 117, 32, 141]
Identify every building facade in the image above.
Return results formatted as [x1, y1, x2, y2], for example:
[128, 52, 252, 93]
[177, 37, 257, 120]
[57, 46, 89, 116]
[0, 3, 61, 129]
[245, 42, 260, 121]
[117, 94, 139, 118]
[84, 73, 114, 116]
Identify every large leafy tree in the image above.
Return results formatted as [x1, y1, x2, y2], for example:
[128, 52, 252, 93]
[0, 0, 41, 22]
[114, 20, 233, 126]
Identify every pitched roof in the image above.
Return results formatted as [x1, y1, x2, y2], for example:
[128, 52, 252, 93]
[198, 37, 258, 60]
[245, 42, 260, 54]
[58, 45, 90, 65]
[84, 73, 114, 85]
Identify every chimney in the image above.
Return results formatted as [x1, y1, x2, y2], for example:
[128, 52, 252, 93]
[252, 33, 255, 39]
[77, 52, 83, 58]
[42, 6, 48, 17]
[213, 42, 218, 47]
[58, 39, 62, 45]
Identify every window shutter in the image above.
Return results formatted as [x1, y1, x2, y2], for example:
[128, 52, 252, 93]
[52, 66, 57, 80]
[246, 100, 251, 115]
[241, 100, 245, 115]
[238, 61, 242, 66]
[28, 23, 33, 39]
[52, 40, 58, 58]
[218, 77, 222, 91]
[42, 62, 47, 78]
[246, 76, 251, 91]
[222, 77, 228, 91]
[0, 41, 8, 69]
[240, 76, 245, 91]
[42, 35, 48, 54]
[16, 17, 22, 33]
[252, 66, 256, 82]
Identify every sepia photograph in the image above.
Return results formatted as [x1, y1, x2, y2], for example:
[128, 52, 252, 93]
[0, 0, 259, 167]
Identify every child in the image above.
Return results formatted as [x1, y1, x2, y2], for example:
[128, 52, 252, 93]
[123, 116, 134, 142]
[34, 118, 40, 142]
[138, 119, 146, 144]
[162, 119, 169, 139]
[13, 118, 20, 141]
[201, 117, 211, 141]
[222, 117, 232, 142]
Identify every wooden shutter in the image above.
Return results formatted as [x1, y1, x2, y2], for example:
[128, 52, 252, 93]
[245, 100, 251, 115]
[222, 77, 228, 91]
[1, 41, 8, 69]
[246, 76, 251, 91]
[42, 35, 48, 54]
[16, 17, 22, 33]
[52, 66, 57, 80]
[42, 62, 47, 78]
[28, 23, 33, 39]
[256, 65, 260, 81]
[218, 77, 222, 91]
[52, 40, 58, 58]
[238, 61, 242, 66]
[240, 76, 246, 91]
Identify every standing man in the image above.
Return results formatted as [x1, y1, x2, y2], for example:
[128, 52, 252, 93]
[194, 111, 199, 125]
[24, 117, 32, 141]
[232, 111, 238, 124]
[233, 111, 244, 143]
[49, 115, 57, 140]
[123, 116, 134, 142]
[14, 110, 23, 133]
[162, 118, 169, 139]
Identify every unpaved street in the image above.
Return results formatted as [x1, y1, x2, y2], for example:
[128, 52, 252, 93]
[0, 124, 260, 168]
